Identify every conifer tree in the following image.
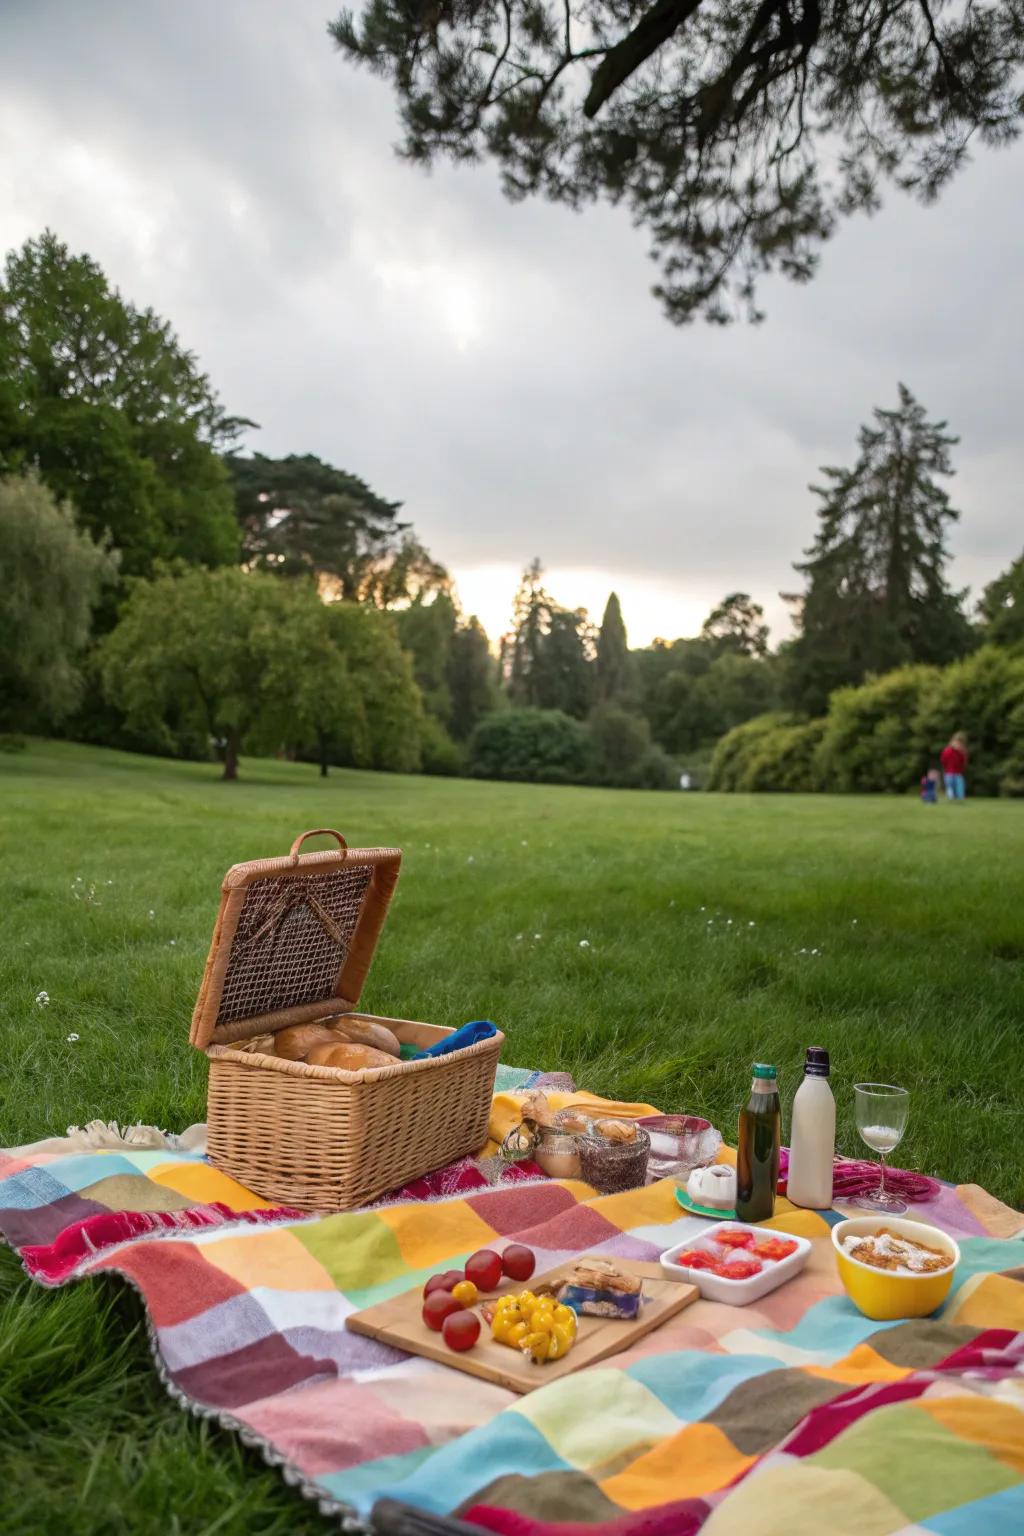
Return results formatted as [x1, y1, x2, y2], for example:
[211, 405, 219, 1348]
[596, 592, 631, 703]
[786, 385, 971, 715]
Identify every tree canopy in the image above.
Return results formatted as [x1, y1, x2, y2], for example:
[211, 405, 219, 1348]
[228, 452, 419, 597]
[979, 549, 1024, 648]
[0, 474, 117, 731]
[785, 384, 972, 715]
[331, 0, 1023, 323]
[0, 232, 242, 576]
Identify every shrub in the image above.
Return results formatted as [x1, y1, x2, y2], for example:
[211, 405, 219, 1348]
[739, 718, 829, 792]
[467, 708, 592, 784]
[816, 666, 941, 792]
[707, 713, 795, 791]
[419, 716, 463, 776]
[912, 646, 1024, 796]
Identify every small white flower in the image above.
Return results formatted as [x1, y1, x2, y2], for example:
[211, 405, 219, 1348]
[798, 947, 807, 954]
[534, 933, 542, 941]
[521, 840, 528, 847]
[66, 1032, 79, 1043]
[669, 900, 675, 908]
[148, 910, 155, 920]
[699, 906, 706, 912]
[105, 880, 113, 886]
[168, 939, 177, 947]
[748, 921, 756, 927]
[579, 939, 590, 948]
[726, 919, 733, 926]
[35, 990, 49, 1006]
[811, 947, 819, 955]
[515, 933, 524, 942]
[466, 855, 475, 864]
[851, 919, 858, 926]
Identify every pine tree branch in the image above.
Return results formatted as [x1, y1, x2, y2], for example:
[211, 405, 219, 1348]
[583, 0, 707, 119]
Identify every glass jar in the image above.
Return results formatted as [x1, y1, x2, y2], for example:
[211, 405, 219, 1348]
[577, 1126, 651, 1194]
[533, 1125, 582, 1180]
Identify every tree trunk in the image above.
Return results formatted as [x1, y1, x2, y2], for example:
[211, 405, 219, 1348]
[222, 731, 240, 781]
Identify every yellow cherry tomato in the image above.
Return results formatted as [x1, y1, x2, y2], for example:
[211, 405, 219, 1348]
[451, 1280, 478, 1307]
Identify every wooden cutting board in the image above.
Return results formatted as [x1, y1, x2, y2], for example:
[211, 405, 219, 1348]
[345, 1259, 698, 1394]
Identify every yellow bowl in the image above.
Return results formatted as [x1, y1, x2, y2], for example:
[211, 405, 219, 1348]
[832, 1216, 959, 1321]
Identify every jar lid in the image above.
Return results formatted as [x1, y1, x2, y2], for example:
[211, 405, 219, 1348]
[752, 1063, 777, 1079]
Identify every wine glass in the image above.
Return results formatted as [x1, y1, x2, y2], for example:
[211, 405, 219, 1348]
[851, 1083, 910, 1213]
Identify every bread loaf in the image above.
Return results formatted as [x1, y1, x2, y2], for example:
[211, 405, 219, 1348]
[273, 1024, 342, 1061]
[303, 1041, 396, 1072]
[332, 1018, 401, 1058]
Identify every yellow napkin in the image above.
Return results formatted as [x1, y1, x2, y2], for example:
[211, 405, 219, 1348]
[483, 1089, 661, 1158]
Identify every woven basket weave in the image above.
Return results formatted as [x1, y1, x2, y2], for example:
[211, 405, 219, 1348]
[191, 829, 504, 1211]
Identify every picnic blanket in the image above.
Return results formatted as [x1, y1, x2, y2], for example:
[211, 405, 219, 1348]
[2, 1103, 1023, 1534]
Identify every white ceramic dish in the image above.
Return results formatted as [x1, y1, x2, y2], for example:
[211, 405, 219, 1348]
[660, 1223, 811, 1305]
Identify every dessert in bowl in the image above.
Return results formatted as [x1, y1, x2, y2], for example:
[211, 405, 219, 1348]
[832, 1216, 959, 1320]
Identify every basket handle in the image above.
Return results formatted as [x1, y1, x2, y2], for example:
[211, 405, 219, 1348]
[289, 828, 348, 862]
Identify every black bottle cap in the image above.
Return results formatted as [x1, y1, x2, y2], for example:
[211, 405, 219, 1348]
[805, 1046, 830, 1076]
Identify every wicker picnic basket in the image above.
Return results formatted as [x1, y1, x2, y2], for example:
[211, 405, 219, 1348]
[190, 828, 504, 1211]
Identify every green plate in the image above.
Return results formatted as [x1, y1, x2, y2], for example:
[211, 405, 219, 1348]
[674, 1187, 737, 1221]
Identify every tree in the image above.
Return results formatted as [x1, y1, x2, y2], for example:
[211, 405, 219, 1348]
[468, 708, 592, 783]
[228, 452, 414, 597]
[503, 560, 594, 717]
[448, 617, 497, 740]
[596, 592, 631, 703]
[395, 590, 458, 723]
[331, 1, 1022, 324]
[0, 232, 242, 576]
[979, 551, 1024, 649]
[786, 385, 972, 716]
[261, 593, 425, 775]
[701, 592, 769, 658]
[98, 566, 296, 780]
[0, 474, 117, 731]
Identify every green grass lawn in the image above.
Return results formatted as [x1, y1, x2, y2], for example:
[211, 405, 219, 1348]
[1, 739, 1022, 1534]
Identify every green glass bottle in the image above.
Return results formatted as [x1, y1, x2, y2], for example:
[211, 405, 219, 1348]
[736, 1063, 781, 1223]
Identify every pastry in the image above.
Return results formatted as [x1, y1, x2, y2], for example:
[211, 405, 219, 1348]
[595, 1118, 637, 1143]
[304, 1041, 396, 1072]
[332, 1017, 401, 1058]
[273, 1024, 343, 1061]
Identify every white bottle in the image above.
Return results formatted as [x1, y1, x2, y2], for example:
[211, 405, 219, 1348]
[787, 1046, 835, 1209]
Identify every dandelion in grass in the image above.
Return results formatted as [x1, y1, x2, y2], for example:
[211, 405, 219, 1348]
[148, 910, 155, 920]
[466, 855, 475, 864]
[66, 1033, 79, 1044]
[515, 933, 524, 942]
[748, 921, 756, 928]
[168, 939, 177, 947]
[35, 990, 49, 1007]
[579, 939, 590, 948]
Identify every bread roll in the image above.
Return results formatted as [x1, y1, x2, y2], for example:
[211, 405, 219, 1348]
[595, 1118, 637, 1143]
[304, 1041, 396, 1072]
[273, 1024, 341, 1061]
[332, 1018, 401, 1058]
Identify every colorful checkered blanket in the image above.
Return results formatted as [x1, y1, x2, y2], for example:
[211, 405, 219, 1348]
[2, 1121, 1022, 1534]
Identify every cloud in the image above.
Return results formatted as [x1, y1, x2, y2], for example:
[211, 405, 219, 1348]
[1, 0, 1021, 644]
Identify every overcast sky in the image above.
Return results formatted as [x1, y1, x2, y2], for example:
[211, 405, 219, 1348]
[3, 0, 1022, 645]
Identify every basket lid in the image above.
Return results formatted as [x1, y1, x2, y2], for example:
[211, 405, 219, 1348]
[190, 828, 402, 1050]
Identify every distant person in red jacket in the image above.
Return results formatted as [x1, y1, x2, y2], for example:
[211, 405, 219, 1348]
[940, 733, 968, 801]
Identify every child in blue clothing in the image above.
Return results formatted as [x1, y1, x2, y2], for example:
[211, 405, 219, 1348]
[920, 767, 939, 803]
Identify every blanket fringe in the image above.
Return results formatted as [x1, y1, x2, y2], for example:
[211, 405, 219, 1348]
[13, 1120, 208, 1157]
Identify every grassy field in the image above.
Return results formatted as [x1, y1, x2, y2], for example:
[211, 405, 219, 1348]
[1, 739, 1022, 1534]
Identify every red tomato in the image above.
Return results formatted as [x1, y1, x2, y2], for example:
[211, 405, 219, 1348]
[442, 1308, 481, 1352]
[422, 1290, 463, 1331]
[753, 1238, 798, 1262]
[677, 1249, 720, 1271]
[465, 1249, 503, 1292]
[716, 1227, 756, 1250]
[501, 1245, 536, 1282]
[715, 1257, 762, 1280]
[423, 1269, 464, 1298]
